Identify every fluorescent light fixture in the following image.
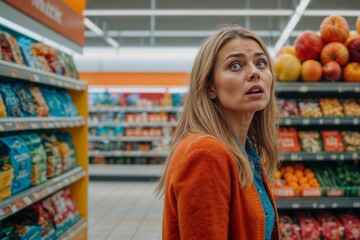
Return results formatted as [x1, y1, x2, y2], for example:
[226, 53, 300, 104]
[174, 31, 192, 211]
[84, 9, 293, 17]
[274, 0, 311, 54]
[84, 18, 104, 36]
[304, 10, 360, 16]
[105, 37, 119, 48]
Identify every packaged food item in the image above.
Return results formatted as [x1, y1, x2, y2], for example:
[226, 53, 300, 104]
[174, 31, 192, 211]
[27, 85, 50, 117]
[32, 43, 64, 75]
[277, 99, 300, 117]
[61, 188, 80, 225]
[0, 32, 15, 63]
[57, 50, 79, 79]
[3, 223, 42, 240]
[316, 212, 343, 240]
[278, 128, 301, 152]
[0, 94, 7, 117]
[21, 134, 47, 185]
[17, 203, 56, 240]
[298, 131, 322, 153]
[298, 99, 322, 117]
[0, 136, 32, 195]
[342, 99, 360, 116]
[17, 37, 39, 69]
[6, 33, 25, 66]
[338, 212, 360, 240]
[40, 88, 65, 117]
[0, 83, 23, 117]
[341, 131, 360, 152]
[319, 98, 344, 116]
[13, 83, 37, 117]
[296, 211, 321, 240]
[34, 56, 52, 72]
[56, 90, 78, 117]
[0, 164, 13, 201]
[321, 130, 344, 152]
[55, 132, 77, 170]
[279, 214, 301, 240]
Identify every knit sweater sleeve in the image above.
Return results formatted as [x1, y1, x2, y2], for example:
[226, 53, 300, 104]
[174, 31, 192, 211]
[172, 142, 233, 240]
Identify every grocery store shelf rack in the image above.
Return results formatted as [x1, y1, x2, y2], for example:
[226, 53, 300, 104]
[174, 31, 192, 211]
[276, 197, 360, 209]
[0, 117, 85, 132]
[89, 106, 183, 113]
[279, 116, 360, 126]
[89, 136, 171, 142]
[281, 151, 359, 161]
[0, 60, 87, 91]
[89, 122, 178, 128]
[89, 150, 169, 158]
[276, 82, 360, 93]
[0, 167, 86, 221]
[58, 218, 87, 240]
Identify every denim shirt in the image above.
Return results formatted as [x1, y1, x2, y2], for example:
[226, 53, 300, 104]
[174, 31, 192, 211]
[235, 138, 275, 240]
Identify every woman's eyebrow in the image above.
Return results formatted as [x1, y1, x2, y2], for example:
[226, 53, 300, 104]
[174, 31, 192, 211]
[225, 52, 265, 61]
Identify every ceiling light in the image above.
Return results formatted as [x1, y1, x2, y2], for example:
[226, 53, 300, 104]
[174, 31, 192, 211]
[84, 18, 104, 36]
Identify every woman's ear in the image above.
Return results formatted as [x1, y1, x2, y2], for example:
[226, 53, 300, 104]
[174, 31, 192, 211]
[208, 86, 216, 99]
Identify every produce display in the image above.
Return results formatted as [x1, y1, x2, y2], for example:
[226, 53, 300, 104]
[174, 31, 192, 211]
[279, 211, 360, 240]
[274, 15, 360, 82]
[0, 188, 80, 240]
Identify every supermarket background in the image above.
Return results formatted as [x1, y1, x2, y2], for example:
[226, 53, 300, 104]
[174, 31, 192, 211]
[0, 0, 360, 240]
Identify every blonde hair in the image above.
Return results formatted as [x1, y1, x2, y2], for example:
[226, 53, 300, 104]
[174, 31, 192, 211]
[155, 25, 280, 196]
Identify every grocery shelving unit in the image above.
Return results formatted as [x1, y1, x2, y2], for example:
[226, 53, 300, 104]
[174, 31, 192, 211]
[277, 81, 360, 211]
[0, 59, 89, 239]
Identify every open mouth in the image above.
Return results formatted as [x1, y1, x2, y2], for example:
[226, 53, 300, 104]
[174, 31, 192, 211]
[246, 86, 264, 95]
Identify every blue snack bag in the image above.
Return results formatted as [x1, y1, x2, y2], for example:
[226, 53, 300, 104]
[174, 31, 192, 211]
[0, 136, 32, 195]
[0, 84, 23, 117]
[13, 83, 37, 117]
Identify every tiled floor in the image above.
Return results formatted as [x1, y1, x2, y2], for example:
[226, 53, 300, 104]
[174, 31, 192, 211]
[88, 181, 163, 240]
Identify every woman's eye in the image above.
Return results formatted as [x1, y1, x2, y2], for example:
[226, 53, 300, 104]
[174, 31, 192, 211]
[256, 60, 267, 68]
[230, 63, 241, 71]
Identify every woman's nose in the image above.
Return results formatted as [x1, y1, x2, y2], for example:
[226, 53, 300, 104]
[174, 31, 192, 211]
[249, 65, 260, 81]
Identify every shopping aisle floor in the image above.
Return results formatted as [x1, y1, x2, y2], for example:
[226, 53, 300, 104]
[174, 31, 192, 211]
[88, 181, 163, 240]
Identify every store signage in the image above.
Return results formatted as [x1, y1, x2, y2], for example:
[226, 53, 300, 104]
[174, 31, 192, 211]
[3, 0, 84, 46]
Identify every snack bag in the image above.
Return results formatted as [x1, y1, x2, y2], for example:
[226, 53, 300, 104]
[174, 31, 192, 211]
[21, 134, 47, 185]
[0, 135, 32, 195]
[32, 43, 64, 75]
[26, 85, 50, 117]
[278, 128, 301, 152]
[13, 83, 37, 117]
[0, 32, 15, 62]
[0, 94, 7, 117]
[0, 84, 23, 117]
[338, 212, 360, 240]
[40, 88, 65, 117]
[6, 33, 26, 66]
[321, 130, 344, 152]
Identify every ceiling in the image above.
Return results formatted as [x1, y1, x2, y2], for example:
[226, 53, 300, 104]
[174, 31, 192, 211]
[84, 0, 360, 52]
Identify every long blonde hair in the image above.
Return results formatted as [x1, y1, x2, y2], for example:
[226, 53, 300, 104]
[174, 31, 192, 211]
[155, 26, 280, 196]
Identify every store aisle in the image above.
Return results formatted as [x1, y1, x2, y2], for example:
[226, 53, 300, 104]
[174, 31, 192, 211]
[88, 181, 163, 240]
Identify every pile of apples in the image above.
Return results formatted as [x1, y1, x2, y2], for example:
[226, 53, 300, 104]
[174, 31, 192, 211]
[274, 15, 360, 82]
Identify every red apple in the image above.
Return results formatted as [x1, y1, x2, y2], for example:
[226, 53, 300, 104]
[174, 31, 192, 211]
[323, 61, 342, 81]
[320, 42, 349, 66]
[295, 31, 323, 62]
[347, 36, 360, 63]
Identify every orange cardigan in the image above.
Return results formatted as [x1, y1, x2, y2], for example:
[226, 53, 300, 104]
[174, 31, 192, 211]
[162, 135, 280, 240]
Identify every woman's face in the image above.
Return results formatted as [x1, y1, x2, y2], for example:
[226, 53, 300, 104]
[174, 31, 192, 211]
[209, 37, 273, 116]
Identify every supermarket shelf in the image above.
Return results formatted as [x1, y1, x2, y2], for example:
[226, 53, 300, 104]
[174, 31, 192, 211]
[89, 136, 171, 142]
[276, 197, 360, 209]
[58, 218, 87, 240]
[89, 122, 177, 128]
[89, 150, 169, 157]
[0, 117, 85, 132]
[276, 82, 360, 93]
[89, 164, 163, 181]
[0, 167, 86, 221]
[281, 152, 359, 161]
[0, 60, 87, 91]
[89, 106, 183, 113]
[279, 116, 360, 126]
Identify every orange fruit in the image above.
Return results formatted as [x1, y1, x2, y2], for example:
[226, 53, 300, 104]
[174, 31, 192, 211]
[305, 172, 315, 180]
[294, 170, 304, 178]
[284, 166, 295, 174]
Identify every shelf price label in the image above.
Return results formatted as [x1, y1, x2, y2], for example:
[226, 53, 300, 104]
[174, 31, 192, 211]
[353, 118, 359, 125]
[353, 202, 360, 208]
[9, 69, 20, 78]
[291, 203, 300, 209]
[48, 77, 56, 85]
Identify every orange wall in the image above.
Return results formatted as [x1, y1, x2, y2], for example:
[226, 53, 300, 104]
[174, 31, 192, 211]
[79, 72, 190, 87]
[63, 0, 86, 15]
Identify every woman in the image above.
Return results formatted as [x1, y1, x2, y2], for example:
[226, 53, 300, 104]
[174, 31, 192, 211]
[155, 26, 281, 240]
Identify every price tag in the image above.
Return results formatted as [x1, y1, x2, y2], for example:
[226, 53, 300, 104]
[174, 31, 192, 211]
[30, 122, 38, 129]
[352, 152, 358, 160]
[0, 206, 12, 217]
[319, 204, 326, 208]
[331, 203, 338, 208]
[355, 86, 360, 93]
[33, 74, 40, 82]
[291, 203, 300, 209]
[299, 86, 308, 93]
[23, 196, 32, 205]
[54, 121, 61, 128]
[316, 155, 324, 161]
[338, 86, 343, 93]
[319, 118, 324, 125]
[302, 118, 310, 125]
[0, 125, 4, 132]
[48, 78, 56, 85]
[334, 118, 340, 125]
[353, 118, 359, 125]
[312, 203, 317, 208]
[15, 122, 24, 130]
[48, 122, 55, 128]
[285, 118, 292, 125]
[10, 69, 20, 78]
[353, 202, 360, 208]
[57, 81, 64, 87]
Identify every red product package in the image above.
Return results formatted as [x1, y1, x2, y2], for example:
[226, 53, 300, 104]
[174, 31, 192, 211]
[279, 128, 301, 152]
[321, 130, 344, 152]
[279, 214, 301, 240]
[316, 212, 344, 240]
[296, 211, 321, 240]
[338, 213, 360, 240]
